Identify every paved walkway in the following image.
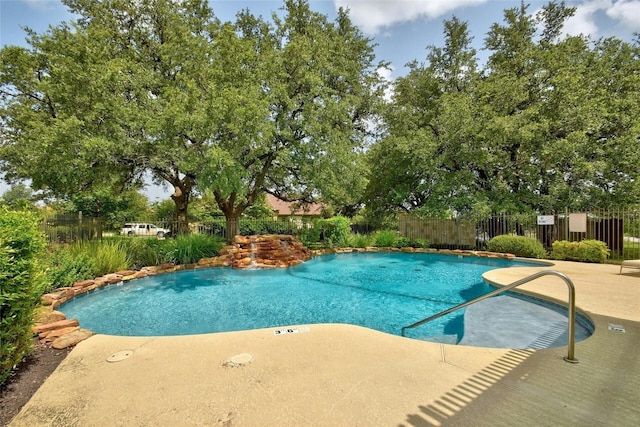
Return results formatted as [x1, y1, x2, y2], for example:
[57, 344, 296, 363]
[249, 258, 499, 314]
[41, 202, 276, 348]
[9, 260, 640, 426]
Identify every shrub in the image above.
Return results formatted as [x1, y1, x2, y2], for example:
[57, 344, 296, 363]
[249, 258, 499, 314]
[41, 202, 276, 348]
[122, 234, 224, 267]
[551, 240, 579, 261]
[43, 247, 95, 293]
[70, 239, 130, 277]
[552, 240, 610, 263]
[165, 234, 225, 265]
[487, 235, 547, 259]
[313, 216, 351, 248]
[396, 236, 412, 248]
[411, 238, 430, 248]
[125, 238, 167, 268]
[345, 233, 373, 248]
[240, 220, 284, 236]
[577, 240, 610, 263]
[0, 209, 47, 385]
[373, 229, 398, 247]
[299, 225, 321, 247]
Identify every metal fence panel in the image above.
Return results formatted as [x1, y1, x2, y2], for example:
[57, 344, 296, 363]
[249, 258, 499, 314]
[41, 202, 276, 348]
[399, 208, 640, 259]
[43, 207, 640, 260]
[42, 214, 102, 243]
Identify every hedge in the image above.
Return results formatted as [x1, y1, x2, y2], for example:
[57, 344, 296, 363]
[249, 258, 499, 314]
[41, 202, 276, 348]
[486, 235, 547, 259]
[0, 209, 47, 385]
[302, 216, 351, 248]
[552, 239, 610, 263]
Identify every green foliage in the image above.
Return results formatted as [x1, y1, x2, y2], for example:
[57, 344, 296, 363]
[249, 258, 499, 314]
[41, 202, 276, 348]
[487, 235, 547, 259]
[1, 0, 380, 236]
[552, 240, 610, 263]
[0, 209, 47, 385]
[360, 231, 429, 249]
[341, 233, 428, 249]
[345, 233, 374, 248]
[43, 239, 129, 282]
[43, 225, 74, 243]
[163, 234, 225, 265]
[622, 244, 640, 262]
[551, 240, 579, 261]
[411, 238, 431, 248]
[70, 190, 152, 231]
[312, 216, 352, 248]
[43, 235, 226, 285]
[195, 2, 380, 236]
[373, 229, 398, 247]
[69, 240, 130, 277]
[579, 240, 609, 263]
[0, 183, 36, 210]
[239, 220, 297, 236]
[43, 246, 95, 293]
[124, 238, 167, 269]
[152, 199, 178, 223]
[396, 236, 412, 248]
[353, 208, 397, 231]
[121, 234, 223, 268]
[241, 194, 276, 220]
[365, 3, 640, 216]
[299, 225, 322, 247]
[196, 218, 301, 238]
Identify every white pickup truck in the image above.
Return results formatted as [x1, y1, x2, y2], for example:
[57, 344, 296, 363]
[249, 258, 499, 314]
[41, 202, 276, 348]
[120, 223, 171, 238]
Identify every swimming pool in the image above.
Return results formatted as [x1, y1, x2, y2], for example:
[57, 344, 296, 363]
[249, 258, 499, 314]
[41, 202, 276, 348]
[59, 252, 592, 346]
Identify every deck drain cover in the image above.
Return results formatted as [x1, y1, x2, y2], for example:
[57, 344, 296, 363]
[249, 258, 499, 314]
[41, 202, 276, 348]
[608, 324, 626, 333]
[107, 350, 134, 363]
[226, 353, 253, 367]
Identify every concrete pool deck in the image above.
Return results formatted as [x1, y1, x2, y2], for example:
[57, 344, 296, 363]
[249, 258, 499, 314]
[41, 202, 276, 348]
[9, 260, 640, 426]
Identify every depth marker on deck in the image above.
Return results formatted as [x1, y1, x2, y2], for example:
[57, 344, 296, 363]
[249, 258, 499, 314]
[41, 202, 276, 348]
[274, 327, 310, 335]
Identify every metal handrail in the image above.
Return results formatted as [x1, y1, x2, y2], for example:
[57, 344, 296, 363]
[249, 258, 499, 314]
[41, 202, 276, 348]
[401, 270, 578, 363]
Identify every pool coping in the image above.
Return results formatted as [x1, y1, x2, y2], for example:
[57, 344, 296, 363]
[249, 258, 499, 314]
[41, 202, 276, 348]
[12, 258, 640, 426]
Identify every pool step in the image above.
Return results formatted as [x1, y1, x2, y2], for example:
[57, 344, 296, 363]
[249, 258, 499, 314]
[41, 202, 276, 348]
[458, 295, 591, 349]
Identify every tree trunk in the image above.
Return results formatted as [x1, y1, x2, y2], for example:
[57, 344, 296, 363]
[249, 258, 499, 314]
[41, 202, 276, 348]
[225, 212, 241, 244]
[171, 185, 191, 235]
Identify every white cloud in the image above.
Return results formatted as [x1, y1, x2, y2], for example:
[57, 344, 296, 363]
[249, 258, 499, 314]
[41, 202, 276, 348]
[605, 0, 640, 31]
[563, 0, 640, 38]
[377, 64, 394, 81]
[563, 0, 608, 37]
[333, 0, 488, 35]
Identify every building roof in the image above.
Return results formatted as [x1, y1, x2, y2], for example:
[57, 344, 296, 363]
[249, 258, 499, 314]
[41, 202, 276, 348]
[266, 194, 323, 216]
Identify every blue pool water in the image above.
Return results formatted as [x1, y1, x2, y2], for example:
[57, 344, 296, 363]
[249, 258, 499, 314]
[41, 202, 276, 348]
[60, 252, 584, 343]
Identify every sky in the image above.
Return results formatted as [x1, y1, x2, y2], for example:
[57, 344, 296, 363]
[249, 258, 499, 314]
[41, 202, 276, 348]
[1, 0, 639, 201]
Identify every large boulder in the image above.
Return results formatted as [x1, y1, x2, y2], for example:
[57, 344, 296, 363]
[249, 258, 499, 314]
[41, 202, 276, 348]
[51, 329, 95, 349]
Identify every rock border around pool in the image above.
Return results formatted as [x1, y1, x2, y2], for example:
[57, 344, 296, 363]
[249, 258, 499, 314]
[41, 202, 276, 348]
[34, 235, 516, 349]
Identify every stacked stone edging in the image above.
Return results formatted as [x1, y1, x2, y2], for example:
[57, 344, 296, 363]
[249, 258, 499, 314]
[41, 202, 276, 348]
[35, 256, 233, 349]
[34, 237, 515, 349]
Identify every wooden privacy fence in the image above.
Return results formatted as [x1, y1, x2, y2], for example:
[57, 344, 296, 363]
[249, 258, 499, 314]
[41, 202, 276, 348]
[399, 208, 640, 259]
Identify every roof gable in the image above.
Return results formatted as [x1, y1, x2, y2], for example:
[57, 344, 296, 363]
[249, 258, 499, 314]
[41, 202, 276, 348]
[266, 194, 323, 216]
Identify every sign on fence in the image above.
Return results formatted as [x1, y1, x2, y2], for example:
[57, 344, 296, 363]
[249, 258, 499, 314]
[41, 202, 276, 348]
[537, 215, 555, 226]
[569, 213, 588, 233]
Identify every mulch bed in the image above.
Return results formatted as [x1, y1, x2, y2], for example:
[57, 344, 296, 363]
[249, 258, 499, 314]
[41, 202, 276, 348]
[0, 341, 71, 426]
